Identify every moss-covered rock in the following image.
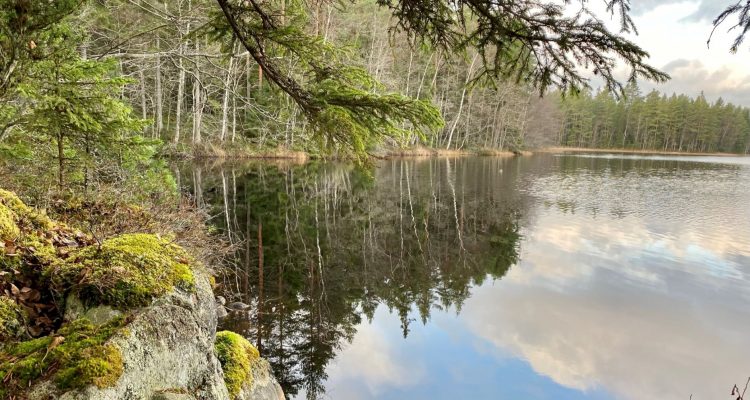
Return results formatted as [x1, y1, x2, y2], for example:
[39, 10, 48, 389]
[0, 317, 127, 399]
[0, 202, 20, 242]
[55, 342, 124, 390]
[214, 331, 260, 399]
[56, 233, 196, 309]
[0, 189, 70, 276]
[0, 189, 54, 234]
[0, 297, 25, 340]
[0, 189, 256, 400]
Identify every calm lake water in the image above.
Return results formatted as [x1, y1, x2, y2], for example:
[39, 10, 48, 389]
[184, 153, 750, 400]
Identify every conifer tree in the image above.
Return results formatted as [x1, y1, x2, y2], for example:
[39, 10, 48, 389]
[212, 0, 444, 160]
[16, 23, 146, 188]
[213, 0, 668, 158]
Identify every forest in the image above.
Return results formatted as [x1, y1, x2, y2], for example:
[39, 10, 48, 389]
[0, 0, 697, 194]
[557, 84, 750, 154]
[3, 0, 750, 399]
[0, 0, 746, 195]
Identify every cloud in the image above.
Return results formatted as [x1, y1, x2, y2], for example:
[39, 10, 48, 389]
[629, 0, 685, 15]
[682, 2, 728, 22]
[652, 58, 750, 106]
[324, 312, 426, 399]
[463, 279, 750, 400]
[629, 0, 724, 20]
[461, 178, 750, 400]
[584, 1, 750, 106]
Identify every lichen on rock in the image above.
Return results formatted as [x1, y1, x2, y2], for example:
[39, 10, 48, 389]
[56, 233, 196, 309]
[215, 331, 260, 399]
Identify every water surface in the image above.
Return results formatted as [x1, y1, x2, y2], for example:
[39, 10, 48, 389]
[185, 154, 750, 400]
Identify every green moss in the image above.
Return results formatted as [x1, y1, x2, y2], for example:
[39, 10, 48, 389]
[7, 335, 52, 356]
[215, 331, 260, 399]
[0, 189, 54, 232]
[0, 317, 126, 397]
[0, 189, 60, 275]
[0, 297, 25, 341]
[57, 233, 195, 309]
[0, 203, 20, 242]
[55, 343, 123, 389]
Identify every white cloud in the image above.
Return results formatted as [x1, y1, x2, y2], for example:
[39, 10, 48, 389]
[463, 280, 750, 400]
[650, 59, 750, 106]
[629, 0, 726, 20]
[323, 311, 426, 399]
[586, 1, 750, 106]
[461, 191, 750, 400]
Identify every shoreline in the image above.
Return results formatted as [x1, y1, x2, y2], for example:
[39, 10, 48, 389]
[537, 147, 747, 157]
[164, 144, 749, 162]
[169, 145, 528, 161]
[373, 147, 523, 158]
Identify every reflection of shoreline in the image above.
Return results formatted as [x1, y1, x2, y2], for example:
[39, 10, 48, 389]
[203, 157, 527, 398]
[538, 146, 747, 157]
[196, 154, 750, 400]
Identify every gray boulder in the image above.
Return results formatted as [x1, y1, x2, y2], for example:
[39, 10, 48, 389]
[235, 359, 285, 400]
[28, 270, 283, 400]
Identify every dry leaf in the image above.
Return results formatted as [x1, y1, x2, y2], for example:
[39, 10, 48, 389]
[49, 336, 65, 350]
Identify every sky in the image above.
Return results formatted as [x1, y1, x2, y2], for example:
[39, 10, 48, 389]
[591, 1, 750, 106]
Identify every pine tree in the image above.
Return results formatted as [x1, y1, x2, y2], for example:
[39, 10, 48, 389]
[8, 22, 147, 189]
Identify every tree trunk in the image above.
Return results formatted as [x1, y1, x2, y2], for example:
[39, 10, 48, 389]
[174, 49, 186, 143]
[155, 36, 163, 138]
[220, 49, 236, 141]
[446, 54, 478, 149]
[57, 132, 65, 189]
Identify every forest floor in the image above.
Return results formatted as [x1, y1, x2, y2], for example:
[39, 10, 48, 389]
[538, 147, 746, 157]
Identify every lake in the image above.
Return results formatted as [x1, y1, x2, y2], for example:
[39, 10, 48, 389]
[184, 153, 750, 400]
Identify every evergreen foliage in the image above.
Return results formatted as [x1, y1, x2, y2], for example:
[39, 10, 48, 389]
[0, 6, 171, 196]
[0, 0, 82, 101]
[557, 84, 750, 153]
[14, 23, 147, 187]
[213, 0, 444, 160]
[711, 0, 750, 52]
[375, 0, 669, 94]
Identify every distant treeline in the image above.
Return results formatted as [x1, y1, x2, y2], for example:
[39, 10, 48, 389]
[557, 84, 750, 154]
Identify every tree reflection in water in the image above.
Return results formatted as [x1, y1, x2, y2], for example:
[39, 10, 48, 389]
[182, 157, 524, 399]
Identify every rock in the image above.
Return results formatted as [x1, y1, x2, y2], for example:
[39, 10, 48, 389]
[1, 190, 285, 400]
[34, 270, 285, 400]
[65, 294, 123, 325]
[31, 270, 229, 400]
[214, 331, 284, 400]
[226, 302, 251, 311]
[151, 391, 197, 400]
[235, 359, 285, 400]
[216, 301, 229, 319]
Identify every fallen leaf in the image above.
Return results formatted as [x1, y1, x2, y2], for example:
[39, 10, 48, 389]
[49, 336, 65, 350]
